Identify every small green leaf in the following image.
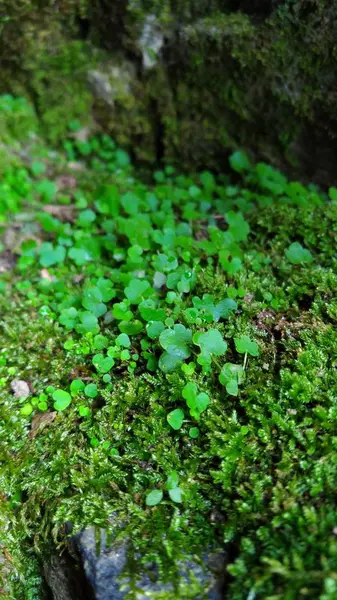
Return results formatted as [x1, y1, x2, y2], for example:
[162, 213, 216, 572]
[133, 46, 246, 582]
[235, 335, 259, 357]
[229, 151, 252, 173]
[159, 324, 192, 372]
[84, 383, 98, 398]
[77, 209, 96, 227]
[166, 471, 179, 490]
[39, 243, 66, 267]
[226, 211, 250, 242]
[146, 321, 165, 340]
[193, 329, 227, 365]
[124, 279, 150, 304]
[168, 487, 183, 503]
[70, 379, 85, 396]
[219, 363, 245, 396]
[146, 490, 163, 506]
[189, 427, 199, 439]
[53, 389, 72, 411]
[20, 403, 33, 416]
[79, 405, 90, 417]
[92, 354, 114, 373]
[285, 242, 313, 265]
[116, 333, 131, 348]
[167, 408, 184, 430]
[68, 247, 91, 266]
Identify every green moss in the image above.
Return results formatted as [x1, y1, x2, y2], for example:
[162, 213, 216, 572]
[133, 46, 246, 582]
[2, 101, 337, 599]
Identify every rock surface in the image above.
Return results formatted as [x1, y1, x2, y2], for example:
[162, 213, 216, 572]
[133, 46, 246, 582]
[74, 525, 226, 599]
[11, 379, 30, 399]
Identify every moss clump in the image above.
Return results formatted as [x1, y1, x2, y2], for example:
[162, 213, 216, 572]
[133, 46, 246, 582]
[1, 120, 337, 599]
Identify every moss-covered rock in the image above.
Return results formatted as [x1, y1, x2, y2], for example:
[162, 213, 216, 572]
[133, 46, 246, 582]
[1, 1, 337, 182]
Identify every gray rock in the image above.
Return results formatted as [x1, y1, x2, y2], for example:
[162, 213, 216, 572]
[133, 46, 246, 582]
[43, 553, 94, 600]
[75, 525, 225, 599]
[11, 379, 30, 399]
[139, 15, 164, 70]
[88, 71, 115, 106]
[153, 271, 166, 289]
[88, 60, 137, 107]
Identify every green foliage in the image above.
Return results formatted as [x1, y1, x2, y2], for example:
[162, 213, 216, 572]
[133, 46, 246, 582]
[286, 242, 313, 265]
[53, 389, 72, 411]
[1, 109, 337, 599]
[234, 335, 259, 357]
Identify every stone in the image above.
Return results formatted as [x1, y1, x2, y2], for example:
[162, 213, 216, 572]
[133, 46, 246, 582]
[88, 60, 136, 107]
[0, 250, 17, 273]
[74, 525, 226, 599]
[87, 71, 115, 106]
[43, 553, 94, 600]
[139, 15, 164, 70]
[11, 379, 30, 399]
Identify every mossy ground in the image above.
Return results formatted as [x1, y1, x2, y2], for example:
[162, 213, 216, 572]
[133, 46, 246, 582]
[1, 96, 337, 600]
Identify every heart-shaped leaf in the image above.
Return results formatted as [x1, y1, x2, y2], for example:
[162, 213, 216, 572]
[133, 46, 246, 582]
[53, 389, 71, 411]
[92, 354, 114, 373]
[235, 335, 259, 357]
[124, 279, 150, 304]
[159, 325, 192, 373]
[219, 363, 245, 396]
[167, 408, 184, 430]
[285, 242, 312, 265]
[193, 329, 227, 365]
[182, 382, 210, 419]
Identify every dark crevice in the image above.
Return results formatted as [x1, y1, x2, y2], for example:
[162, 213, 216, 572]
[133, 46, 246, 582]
[151, 99, 165, 165]
[226, 0, 283, 19]
[76, 16, 91, 40]
[296, 293, 314, 311]
[43, 548, 95, 600]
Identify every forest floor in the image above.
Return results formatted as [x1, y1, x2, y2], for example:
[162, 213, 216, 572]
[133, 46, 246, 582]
[1, 95, 337, 600]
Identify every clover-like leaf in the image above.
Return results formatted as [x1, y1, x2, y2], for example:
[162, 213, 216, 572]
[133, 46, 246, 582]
[139, 299, 166, 322]
[92, 354, 114, 373]
[82, 287, 107, 317]
[76, 311, 99, 334]
[229, 151, 252, 174]
[68, 247, 92, 266]
[193, 329, 227, 365]
[189, 427, 200, 439]
[285, 242, 313, 265]
[112, 301, 134, 321]
[70, 379, 85, 396]
[219, 252, 242, 275]
[59, 307, 78, 330]
[219, 363, 245, 396]
[124, 279, 150, 304]
[166, 471, 179, 490]
[146, 321, 165, 340]
[226, 211, 250, 242]
[159, 324, 192, 373]
[182, 382, 210, 419]
[96, 278, 115, 302]
[53, 389, 71, 411]
[84, 383, 98, 398]
[167, 408, 184, 430]
[235, 335, 259, 357]
[39, 243, 66, 267]
[152, 253, 178, 273]
[193, 295, 237, 323]
[116, 333, 131, 348]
